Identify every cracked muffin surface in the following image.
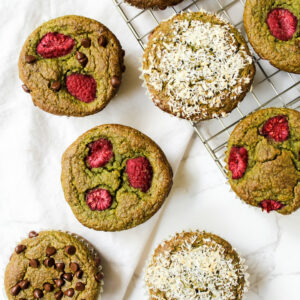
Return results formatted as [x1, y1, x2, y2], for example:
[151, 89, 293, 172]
[61, 124, 173, 231]
[4, 230, 103, 300]
[226, 108, 300, 214]
[19, 15, 125, 116]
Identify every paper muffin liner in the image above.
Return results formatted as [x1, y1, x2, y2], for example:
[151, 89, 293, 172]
[142, 229, 250, 299]
[1, 228, 104, 300]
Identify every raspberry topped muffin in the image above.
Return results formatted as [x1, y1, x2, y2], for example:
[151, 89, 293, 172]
[142, 11, 255, 122]
[19, 15, 125, 116]
[61, 124, 173, 231]
[226, 108, 300, 214]
[244, 0, 300, 74]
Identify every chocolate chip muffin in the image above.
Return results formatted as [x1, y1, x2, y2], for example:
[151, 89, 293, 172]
[244, 0, 300, 74]
[124, 0, 184, 9]
[226, 108, 300, 214]
[145, 231, 248, 300]
[4, 230, 103, 300]
[61, 124, 173, 231]
[142, 11, 255, 122]
[19, 15, 125, 116]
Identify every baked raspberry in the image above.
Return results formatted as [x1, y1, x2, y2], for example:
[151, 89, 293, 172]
[267, 8, 298, 41]
[86, 188, 112, 211]
[36, 32, 75, 58]
[126, 157, 153, 192]
[260, 199, 284, 213]
[228, 147, 248, 179]
[66, 73, 97, 103]
[261, 115, 289, 142]
[86, 139, 113, 168]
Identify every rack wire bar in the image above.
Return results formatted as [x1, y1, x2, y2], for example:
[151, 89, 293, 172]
[112, 0, 300, 177]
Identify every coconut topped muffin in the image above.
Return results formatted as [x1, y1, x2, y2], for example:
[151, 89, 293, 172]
[142, 11, 255, 122]
[145, 231, 248, 300]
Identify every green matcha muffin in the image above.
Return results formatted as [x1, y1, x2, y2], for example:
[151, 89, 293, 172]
[226, 108, 300, 214]
[145, 231, 248, 300]
[61, 124, 173, 231]
[4, 230, 103, 300]
[124, 0, 184, 9]
[19, 15, 125, 116]
[142, 11, 255, 122]
[244, 0, 300, 74]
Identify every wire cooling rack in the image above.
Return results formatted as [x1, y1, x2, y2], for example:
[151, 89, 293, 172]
[112, 0, 300, 177]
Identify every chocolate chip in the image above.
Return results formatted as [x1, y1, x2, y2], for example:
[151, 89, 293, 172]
[51, 81, 61, 91]
[43, 282, 54, 292]
[122, 65, 126, 73]
[70, 262, 79, 272]
[94, 257, 101, 267]
[98, 35, 107, 47]
[76, 51, 88, 67]
[64, 288, 75, 297]
[62, 273, 73, 282]
[25, 55, 36, 64]
[28, 231, 38, 238]
[54, 278, 65, 288]
[65, 245, 76, 255]
[22, 84, 30, 93]
[19, 279, 30, 289]
[54, 290, 64, 300]
[10, 285, 20, 296]
[29, 259, 39, 268]
[55, 262, 65, 272]
[81, 38, 91, 48]
[75, 282, 85, 291]
[43, 257, 55, 267]
[111, 76, 121, 88]
[15, 245, 26, 254]
[46, 246, 56, 256]
[33, 288, 43, 299]
[75, 270, 83, 279]
[121, 49, 125, 57]
[94, 272, 104, 282]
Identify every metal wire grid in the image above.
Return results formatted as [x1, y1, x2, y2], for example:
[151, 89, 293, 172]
[112, 0, 300, 177]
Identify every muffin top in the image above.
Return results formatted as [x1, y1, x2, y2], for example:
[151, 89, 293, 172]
[124, 0, 184, 9]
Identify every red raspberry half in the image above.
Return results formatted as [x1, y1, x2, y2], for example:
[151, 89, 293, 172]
[228, 147, 248, 179]
[36, 32, 75, 58]
[126, 157, 153, 192]
[267, 8, 298, 41]
[86, 188, 112, 211]
[260, 199, 284, 213]
[66, 73, 97, 103]
[261, 115, 289, 142]
[86, 139, 113, 168]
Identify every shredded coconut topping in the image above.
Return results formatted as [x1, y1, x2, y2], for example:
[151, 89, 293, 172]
[143, 13, 253, 119]
[145, 234, 246, 300]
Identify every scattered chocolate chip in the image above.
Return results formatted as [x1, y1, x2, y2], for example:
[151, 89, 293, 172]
[43, 257, 55, 267]
[46, 246, 56, 256]
[10, 285, 20, 296]
[19, 279, 30, 289]
[22, 84, 30, 93]
[62, 273, 73, 282]
[54, 278, 65, 288]
[65, 245, 76, 255]
[121, 49, 125, 57]
[33, 288, 43, 299]
[43, 282, 54, 292]
[55, 262, 65, 272]
[15, 245, 26, 254]
[75, 282, 85, 291]
[28, 231, 38, 238]
[111, 76, 121, 88]
[94, 257, 101, 267]
[76, 51, 88, 67]
[70, 262, 79, 272]
[25, 55, 36, 64]
[98, 35, 107, 47]
[51, 81, 61, 91]
[94, 272, 104, 282]
[64, 288, 75, 297]
[75, 270, 83, 279]
[122, 65, 126, 73]
[29, 259, 39, 268]
[81, 38, 91, 48]
[54, 290, 64, 300]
